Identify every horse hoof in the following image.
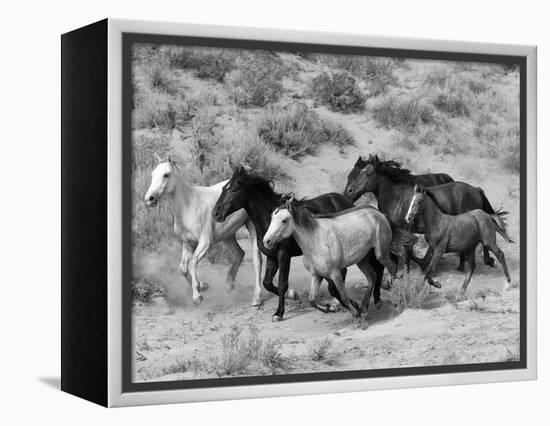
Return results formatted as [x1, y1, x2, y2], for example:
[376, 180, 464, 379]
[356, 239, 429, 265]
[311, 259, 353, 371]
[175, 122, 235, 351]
[430, 281, 442, 289]
[199, 282, 209, 291]
[193, 294, 203, 305]
[457, 266, 465, 272]
[328, 304, 341, 313]
[252, 298, 262, 307]
[505, 280, 518, 291]
[375, 300, 382, 310]
[272, 315, 283, 322]
[486, 258, 496, 268]
[225, 284, 235, 293]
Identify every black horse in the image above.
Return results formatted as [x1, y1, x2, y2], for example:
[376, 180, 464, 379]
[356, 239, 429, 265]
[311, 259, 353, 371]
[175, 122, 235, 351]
[213, 167, 389, 321]
[346, 155, 454, 195]
[344, 155, 507, 271]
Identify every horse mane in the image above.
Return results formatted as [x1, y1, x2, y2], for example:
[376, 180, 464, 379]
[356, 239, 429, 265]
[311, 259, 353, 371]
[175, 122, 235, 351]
[276, 198, 318, 230]
[314, 205, 374, 219]
[237, 173, 280, 199]
[373, 159, 416, 184]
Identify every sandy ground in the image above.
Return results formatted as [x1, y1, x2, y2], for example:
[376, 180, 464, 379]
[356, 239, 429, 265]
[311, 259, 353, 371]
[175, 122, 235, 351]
[132, 59, 520, 383]
[133, 248, 520, 382]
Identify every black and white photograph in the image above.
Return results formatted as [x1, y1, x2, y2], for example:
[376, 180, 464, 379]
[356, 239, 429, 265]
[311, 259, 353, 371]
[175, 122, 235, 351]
[129, 40, 524, 385]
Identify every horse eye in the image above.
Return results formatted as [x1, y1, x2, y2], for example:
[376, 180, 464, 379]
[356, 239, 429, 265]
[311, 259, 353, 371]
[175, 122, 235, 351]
[282, 219, 287, 224]
[163, 173, 170, 178]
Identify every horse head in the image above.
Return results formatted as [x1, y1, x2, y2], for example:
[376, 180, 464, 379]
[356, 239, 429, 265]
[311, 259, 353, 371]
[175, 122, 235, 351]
[213, 167, 248, 222]
[405, 184, 426, 223]
[144, 154, 177, 207]
[345, 154, 380, 201]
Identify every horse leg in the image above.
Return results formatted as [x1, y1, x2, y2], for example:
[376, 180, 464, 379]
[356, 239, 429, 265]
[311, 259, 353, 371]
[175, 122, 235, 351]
[221, 236, 245, 292]
[326, 268, 347, 312]
[482, 245, 496, 268]
[179, 241, 207, 290]
[487, 243, 517, 291]
[457, 249, 476, 301]
[329, 270, 360, 319]
[369, 255, 385, 309]
[374, 243, 397, 290]
[245, 220, 263, 306]
[457, 253, 465, 272]
[262, 256, 279, 296]
[188, 237, 211, 305]
[421, 245, 446, 289]
[273, 250, 292, 321]
[308, 274, 327, 313]
[356, 256, 377, 315]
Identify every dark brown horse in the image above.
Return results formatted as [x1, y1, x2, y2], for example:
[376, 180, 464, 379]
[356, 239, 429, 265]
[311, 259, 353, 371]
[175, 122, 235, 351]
[405, 184, 516, 300]
[344, 154, 508, 271]
[212, 167, 390, 321]
[345, 155, 454, 197]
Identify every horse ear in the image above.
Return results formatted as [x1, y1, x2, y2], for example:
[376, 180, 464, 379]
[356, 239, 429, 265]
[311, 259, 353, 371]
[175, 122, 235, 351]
[355, 155, 363, 166]
[154, 152, 162, 163]
[238, 166, 246, 176]
[167, 154, 172, 163]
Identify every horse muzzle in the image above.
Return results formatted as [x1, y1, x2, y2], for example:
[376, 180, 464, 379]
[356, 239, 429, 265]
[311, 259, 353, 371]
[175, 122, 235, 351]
[263, 237, 274, 250]
[145, 195, 158, 207]
[212, 208, 226, 223]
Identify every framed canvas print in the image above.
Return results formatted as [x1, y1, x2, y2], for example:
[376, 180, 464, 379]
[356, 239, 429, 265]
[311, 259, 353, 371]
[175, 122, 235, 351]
[61, 19, 537, 407]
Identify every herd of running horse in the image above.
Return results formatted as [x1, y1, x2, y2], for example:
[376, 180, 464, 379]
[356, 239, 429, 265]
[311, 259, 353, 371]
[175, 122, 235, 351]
[144, 153, 517, 322]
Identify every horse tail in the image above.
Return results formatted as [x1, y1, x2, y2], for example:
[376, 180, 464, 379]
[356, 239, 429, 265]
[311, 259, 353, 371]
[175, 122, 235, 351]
[478, 188, 496, 215]
[490, 211, 515, 243]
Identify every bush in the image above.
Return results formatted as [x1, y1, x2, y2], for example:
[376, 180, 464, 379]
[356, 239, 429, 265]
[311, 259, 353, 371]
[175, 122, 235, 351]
[389, 269, 430, 311]
[373, 95, 437, 131]
[309, 55, 397, 96]
[212, 325, 285, 376]
[310, 71, 365, 113]
[307, 337, 337, 365]
[256, 102, 354, 159]
[132, 89, 193, 131]
[479, 123, 520, 173]
[148, 63, 177, 94]
[225, 56, 284, 107]
[162, 46, 239, 82]
[131, 278, 163, 302]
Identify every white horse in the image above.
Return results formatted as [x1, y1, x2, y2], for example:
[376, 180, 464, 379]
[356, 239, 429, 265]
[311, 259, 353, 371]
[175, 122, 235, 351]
[144, 155, 263, 306]
[263, 199, 397, 319]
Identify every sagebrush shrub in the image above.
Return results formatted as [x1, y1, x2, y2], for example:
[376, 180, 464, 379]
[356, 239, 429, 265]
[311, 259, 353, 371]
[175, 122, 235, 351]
[310, 71, 365, 113]
[225, 56, 284, 107]
[163, 46, 239, 82]
[256, 102, 354, 159]
[389, 269, 430, 311]
[373, 95, 437, 131]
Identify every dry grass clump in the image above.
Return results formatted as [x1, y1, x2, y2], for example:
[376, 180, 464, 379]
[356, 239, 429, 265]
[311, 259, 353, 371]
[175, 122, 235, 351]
[309, 54, 398, 96]
[225, 55, 285, 107]
[389, 269, 431, 311]
[373, 95, 438, 131]
[132, 89, 193, 131]
[307, 337, 338, 365]
[131, 278, 164, 303]
[161, 45, 239, 82]
[310, 71, 365, 113]
[257, 102, 354, 159]
[183, 111, 284, 185]
[212, 325, 286, 376]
